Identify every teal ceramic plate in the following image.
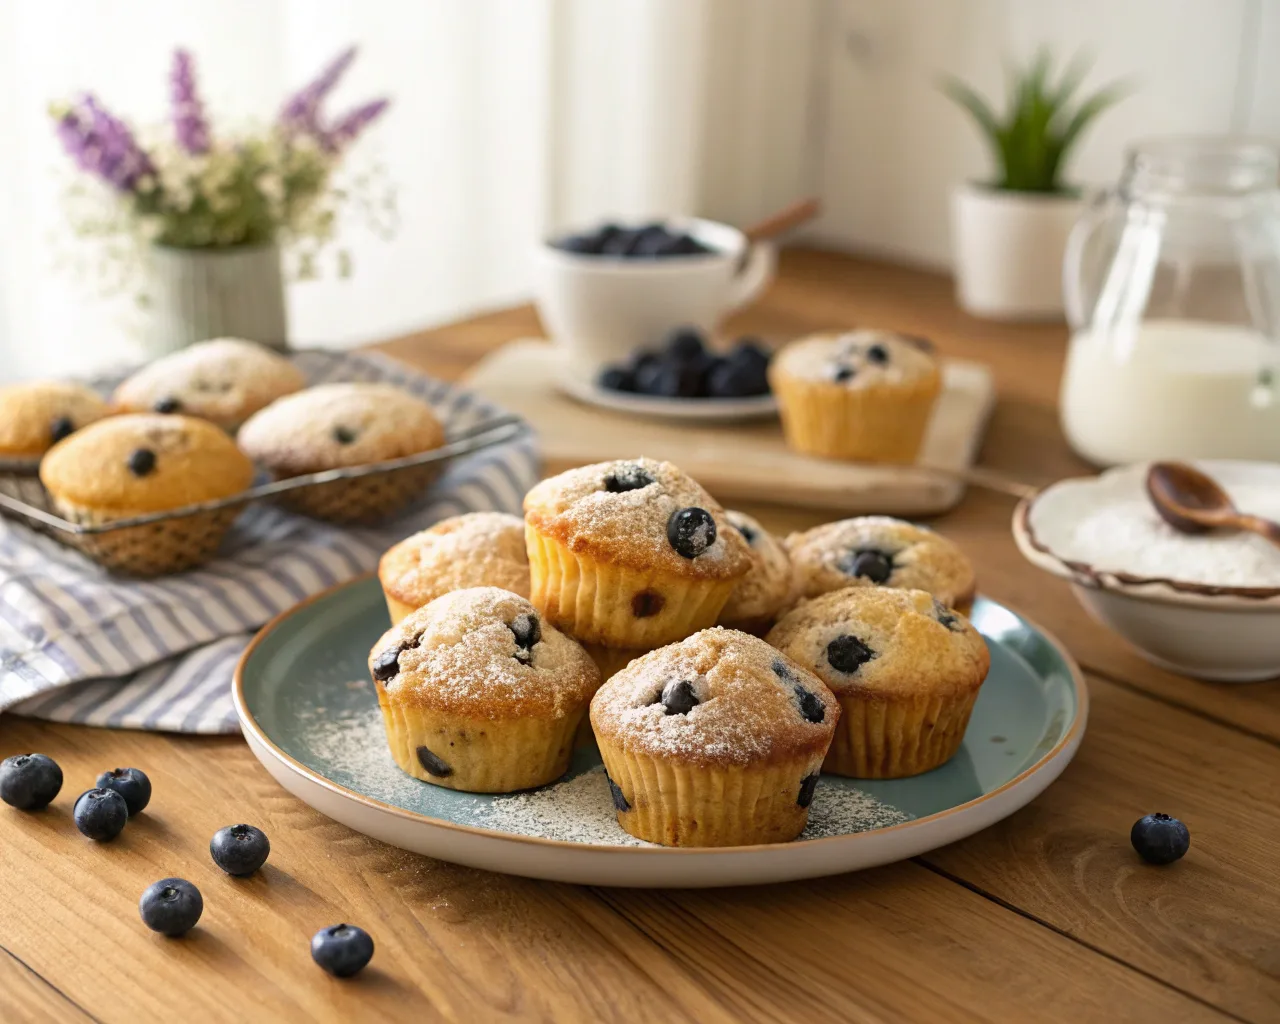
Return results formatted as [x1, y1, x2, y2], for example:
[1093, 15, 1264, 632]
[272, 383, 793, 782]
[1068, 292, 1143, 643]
[235, 577, 1087, 888]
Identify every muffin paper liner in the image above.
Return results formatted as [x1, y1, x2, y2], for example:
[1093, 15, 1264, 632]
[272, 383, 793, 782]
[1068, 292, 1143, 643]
[823, 688, 980, 779]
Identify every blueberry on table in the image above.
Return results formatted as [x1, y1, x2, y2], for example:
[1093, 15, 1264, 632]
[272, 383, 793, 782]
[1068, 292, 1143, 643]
[0, 753, 62, 810]
[1131, 813, 1190, 864]
[664, 327, 707, 364]
[139, 878, 203, 936]
[95, 767, 151, 816]
[597, 366, 636, 393]
[210, 823, 271, 876]
[73, 787, 128, 841]
[311, 923, 375, 978]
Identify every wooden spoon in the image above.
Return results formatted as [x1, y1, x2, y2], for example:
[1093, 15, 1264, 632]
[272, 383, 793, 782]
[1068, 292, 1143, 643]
[1146, 461, 1280, 547]
[741, 198, 822, 243]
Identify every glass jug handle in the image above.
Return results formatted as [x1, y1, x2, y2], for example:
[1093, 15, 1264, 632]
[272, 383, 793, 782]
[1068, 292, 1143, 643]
[1062, 189, 1115, 329]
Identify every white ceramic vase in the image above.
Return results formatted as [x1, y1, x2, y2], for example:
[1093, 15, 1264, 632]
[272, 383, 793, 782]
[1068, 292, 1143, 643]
[146, 243, 289, 357]
[950, 184, 1083, 321]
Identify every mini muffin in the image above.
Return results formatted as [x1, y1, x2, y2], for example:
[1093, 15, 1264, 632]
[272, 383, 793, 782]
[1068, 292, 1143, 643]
[717, 510, 795, 634]
[369, 587, 600, 793]
[786, 516, 976, 614]
[591, 628, 839, 847]
[767, 588, 989, 778]
[523, 458, 751, 649]
[238, 383, 447, 524]
[769, 329, 941, 463]
[112, 338, 305, 431]
[379, 512, 530, 624]
[39, 414, 255, 574]
[0, 381, 110, 462]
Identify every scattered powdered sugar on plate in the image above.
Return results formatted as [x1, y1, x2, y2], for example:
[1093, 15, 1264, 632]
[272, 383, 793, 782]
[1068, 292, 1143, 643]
[298, 699, 431, 807]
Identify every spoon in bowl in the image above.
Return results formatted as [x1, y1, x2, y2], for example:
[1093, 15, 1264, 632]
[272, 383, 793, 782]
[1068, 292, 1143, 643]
[1146, 462, 1280, 548]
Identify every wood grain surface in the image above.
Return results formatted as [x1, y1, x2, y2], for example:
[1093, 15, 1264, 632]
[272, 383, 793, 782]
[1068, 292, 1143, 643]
[0, 249, 1274, 1023]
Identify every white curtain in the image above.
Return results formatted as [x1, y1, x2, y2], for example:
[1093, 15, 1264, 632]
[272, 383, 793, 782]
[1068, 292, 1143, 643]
[0, 0, 819, 383]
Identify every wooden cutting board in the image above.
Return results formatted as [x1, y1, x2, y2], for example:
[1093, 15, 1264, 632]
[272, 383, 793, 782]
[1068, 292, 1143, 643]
[464, 340, 995, 514]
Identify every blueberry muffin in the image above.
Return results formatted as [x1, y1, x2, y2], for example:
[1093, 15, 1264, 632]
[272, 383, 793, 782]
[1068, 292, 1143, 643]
[786, 516, 975, 614]
[369, 587, 600, 793]
[767, 588, 989, 778]
[0, 381, 110, 463]
[523, 458, 751, 649]
[590, 628, 839, 847]
[717, 510, 795, 634]
[39, 414, 254, 574]
[112, 338, 305, 431]
[769, 329, 941, 463]
[237, 383, 447, 524]
[379, 512, 530, 624]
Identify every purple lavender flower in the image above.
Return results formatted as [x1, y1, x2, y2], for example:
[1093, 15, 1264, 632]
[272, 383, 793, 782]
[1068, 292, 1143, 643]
[278, 46, 357, 136]
[321, 98, 389, 152]
[170, 48, 210, 154]
[54, 93, 155, 193]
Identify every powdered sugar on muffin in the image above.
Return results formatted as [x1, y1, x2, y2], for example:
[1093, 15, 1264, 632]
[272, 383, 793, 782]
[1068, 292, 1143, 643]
[771, 330, 936, 387]
[718, 510, 795, 629]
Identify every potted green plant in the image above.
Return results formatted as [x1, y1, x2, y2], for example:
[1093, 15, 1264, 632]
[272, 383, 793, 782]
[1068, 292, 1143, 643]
[943, 51, 1128, 320]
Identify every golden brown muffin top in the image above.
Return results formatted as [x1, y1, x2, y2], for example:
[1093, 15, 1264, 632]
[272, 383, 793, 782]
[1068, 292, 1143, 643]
[766, 587, 989, 701]
[237, 383, 446, 475]
[589, 628, 838, 768]
[112, 338, 306, 430]
[770, 330, 938, 388]
[718, 510, 795, 626]
[0, 381, 110, 459]
[523, 458, 751, 580]
[369, 587, 599, 719]
[786, 516, 975, 608]
[39, 413, 254, 513]
[379, 512, 530, 609]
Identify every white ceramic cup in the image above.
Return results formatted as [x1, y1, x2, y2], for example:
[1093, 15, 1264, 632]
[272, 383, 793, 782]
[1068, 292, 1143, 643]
[532, 218, 776, 369]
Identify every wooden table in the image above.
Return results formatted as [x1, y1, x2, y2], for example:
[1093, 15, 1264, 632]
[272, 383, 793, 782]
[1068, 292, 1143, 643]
[2, 250, 1276, 1023]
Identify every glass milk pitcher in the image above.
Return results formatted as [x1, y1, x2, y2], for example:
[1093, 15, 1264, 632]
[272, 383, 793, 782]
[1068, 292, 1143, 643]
[1060, 137, 1280, 465]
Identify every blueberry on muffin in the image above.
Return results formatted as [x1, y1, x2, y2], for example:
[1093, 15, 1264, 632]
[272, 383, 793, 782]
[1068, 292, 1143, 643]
[717, 510, 795, 634]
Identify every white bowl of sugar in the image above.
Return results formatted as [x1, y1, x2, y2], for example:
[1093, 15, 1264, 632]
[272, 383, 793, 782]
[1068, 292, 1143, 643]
[1013, 460, 1280, 682]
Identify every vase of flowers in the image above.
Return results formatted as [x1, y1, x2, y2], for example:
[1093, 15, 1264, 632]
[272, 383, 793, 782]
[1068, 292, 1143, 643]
[941, 51, 1128, 320]
[52, 47, 393, 356]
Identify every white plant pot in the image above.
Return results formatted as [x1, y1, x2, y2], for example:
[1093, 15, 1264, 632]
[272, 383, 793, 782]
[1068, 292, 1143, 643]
[145, 243, 289, 358]
[950, 184, 1083, 321]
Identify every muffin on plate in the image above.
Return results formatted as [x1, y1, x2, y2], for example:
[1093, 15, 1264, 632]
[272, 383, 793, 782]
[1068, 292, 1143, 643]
[39, 414, 255, 574]
[591, 628, 839, 847]
[237, 383, 447, 524]
[769, 329, 941, 463]
[523, 458, 751, 649]
[112, 338, 305, 431]
[786, 516, 976, 614]
[369, 587, 600, 793]
[0, 381, 110, 462]
[767, 587, 989, 778]
[379, 512, 530, 624]
[717, 510, 795, 634]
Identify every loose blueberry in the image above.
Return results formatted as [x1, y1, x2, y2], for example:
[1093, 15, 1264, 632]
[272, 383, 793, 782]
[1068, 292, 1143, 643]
[127, 448, 157, 477]
[597, 366, 636, 393]
[839, 549, 893, 585]
[631, 590, 665, 618]
[794, 685, 825, 724]
[661, 680, 698, 716]
[210, 823, 271, 876]
[866, 343, 890, 365]
[606, 773, 630, 812]
[832, 364, 856, 383]
[416, 746, 452, 778]
[1131, 813, 1190, 865]
[95, 767, 151, 816]
[153, 396, 182, 414]
[139, 878, 203, 937]
[311, 923, 375, 978]
[665, 327, 707, 364]
[604, 464, 654, 493]
[667, 507, 717, 559]
[0, 753, 63, 810]
[797, 773, 819, 808]
[827, 634, 875, 674]
[371, 646, 402, 681]
[49, 416, 75, 444]
[73, 787, 128, 841]
[332, 426, 357, 445]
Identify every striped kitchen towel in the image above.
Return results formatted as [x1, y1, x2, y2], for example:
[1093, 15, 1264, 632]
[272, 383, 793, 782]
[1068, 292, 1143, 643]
[0, 349, 539, 734]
